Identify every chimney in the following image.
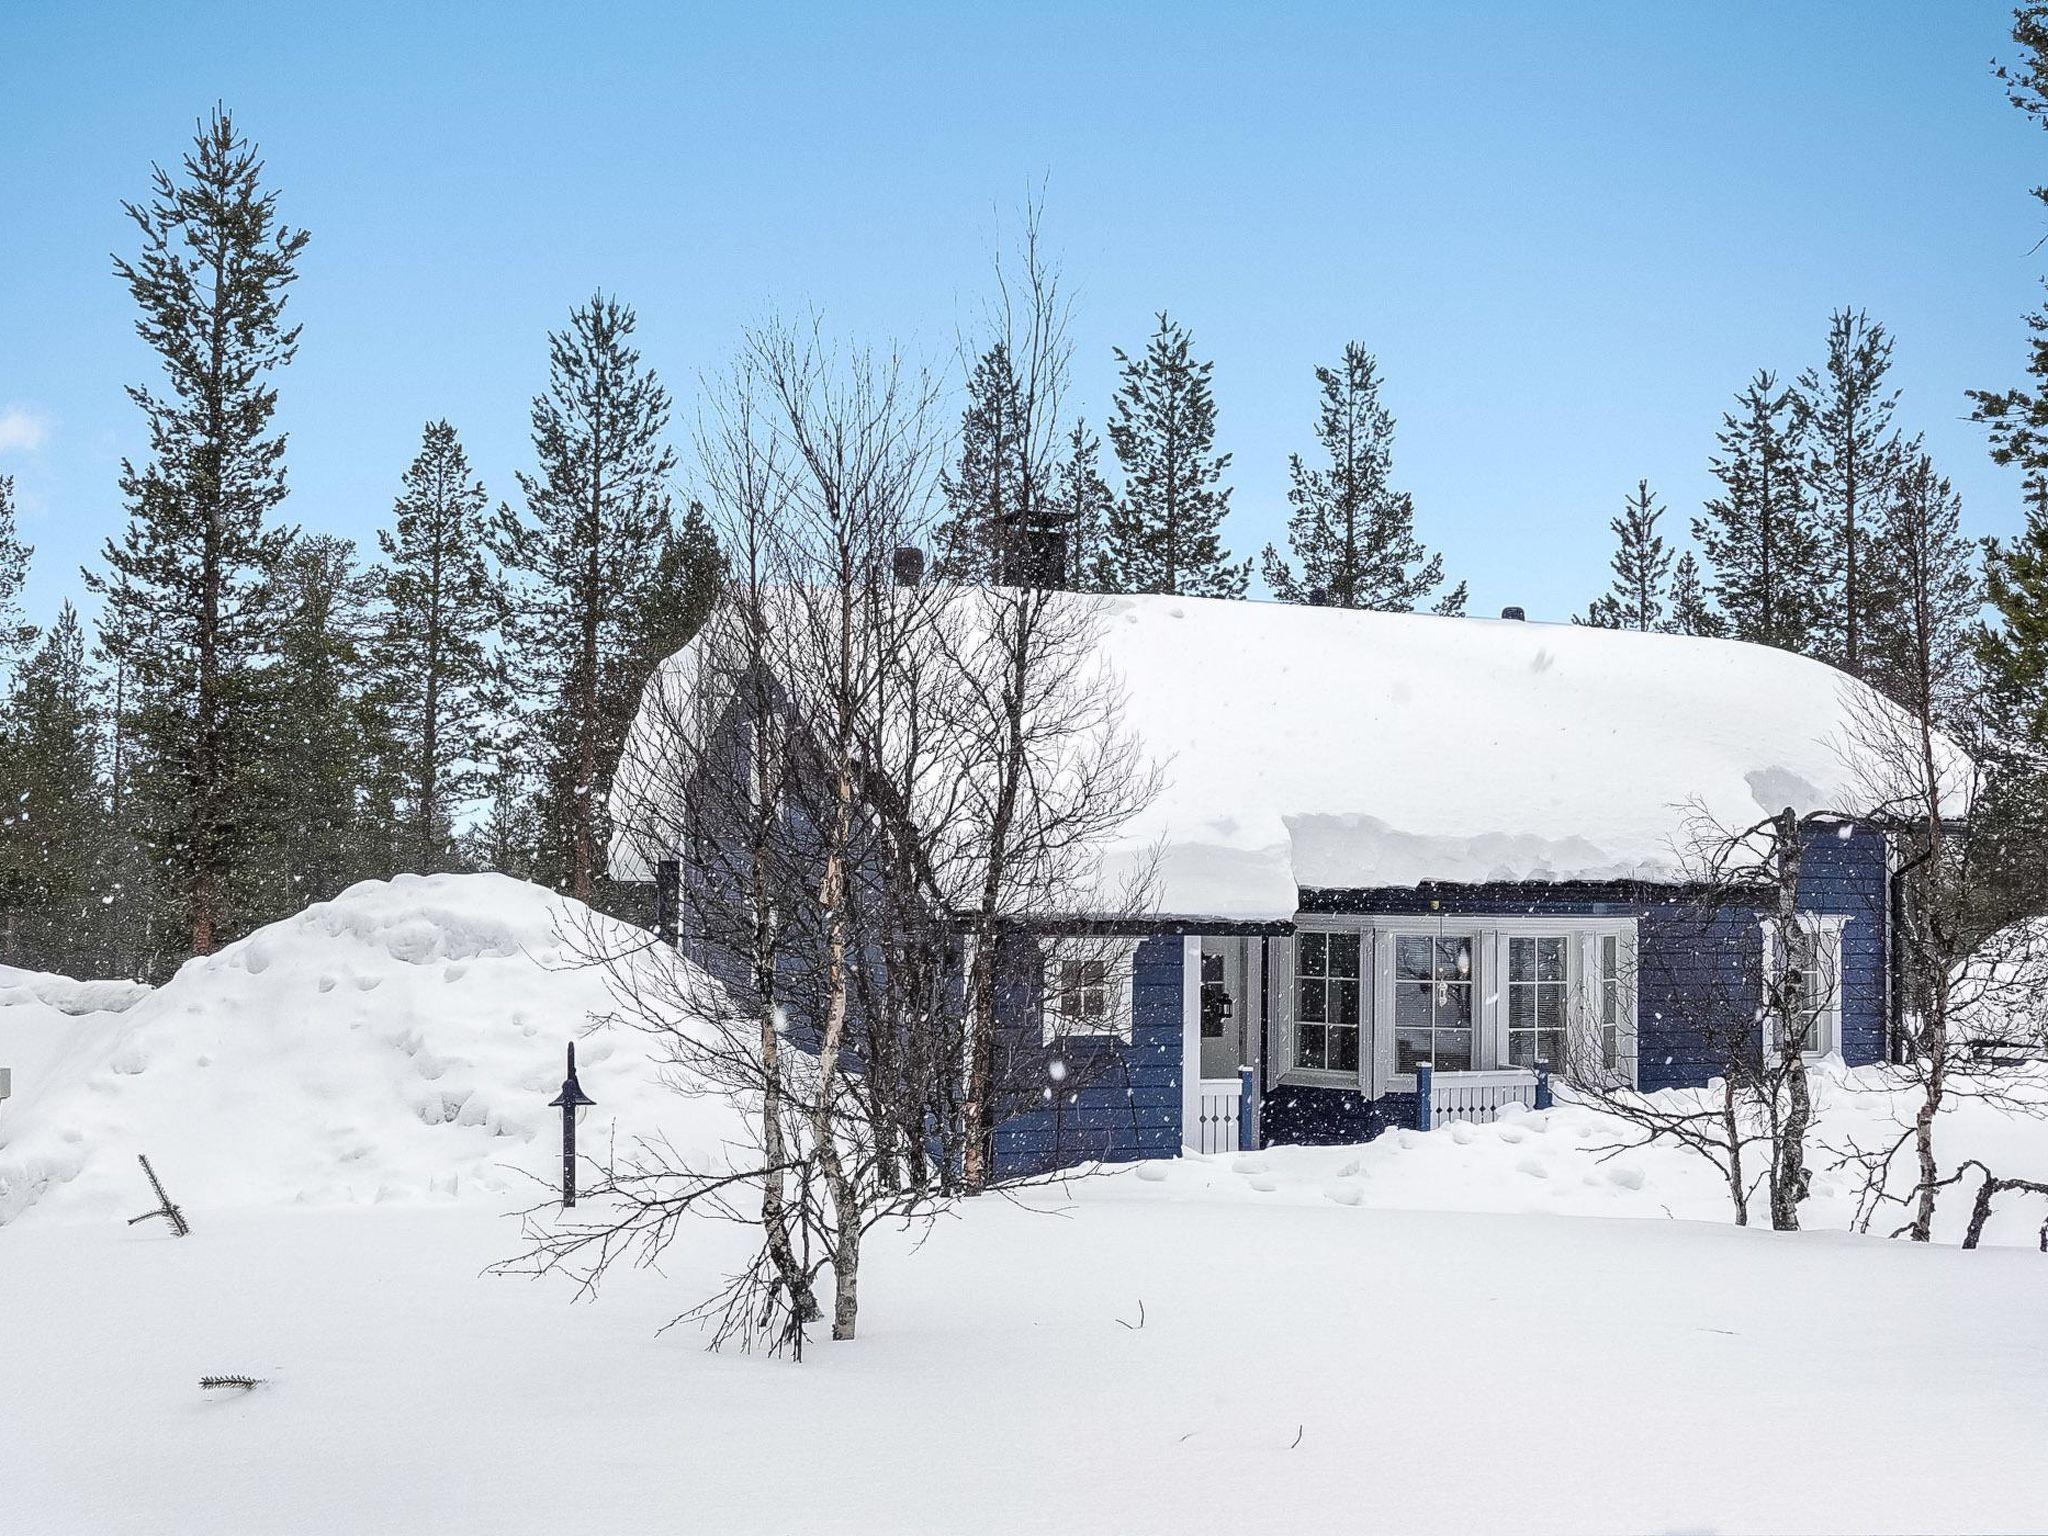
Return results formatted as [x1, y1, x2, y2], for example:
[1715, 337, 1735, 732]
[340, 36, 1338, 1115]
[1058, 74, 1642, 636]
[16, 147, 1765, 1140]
[1500, 605, 1526, 621]
[893, 546, 925, 587]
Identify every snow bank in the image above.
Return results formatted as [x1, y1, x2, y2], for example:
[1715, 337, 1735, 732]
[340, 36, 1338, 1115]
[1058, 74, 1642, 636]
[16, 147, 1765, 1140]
[0, 963, 152, 1017]
[1140, 1058, 2048, 1245]
[615, 592, 1945, 918]
[0, 874, 738, 1226]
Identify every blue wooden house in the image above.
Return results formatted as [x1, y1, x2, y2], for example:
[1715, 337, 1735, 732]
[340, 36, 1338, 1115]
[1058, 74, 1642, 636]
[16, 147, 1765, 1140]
[615, 591, 1905, 1177]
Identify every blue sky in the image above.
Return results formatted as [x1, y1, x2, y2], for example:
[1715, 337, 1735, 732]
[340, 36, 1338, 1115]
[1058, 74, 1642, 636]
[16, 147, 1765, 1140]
[3, 1, 2044, 630]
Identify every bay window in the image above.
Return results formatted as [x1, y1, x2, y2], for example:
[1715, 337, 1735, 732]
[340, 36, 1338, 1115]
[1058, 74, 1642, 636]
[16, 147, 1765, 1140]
[1276, 918, 1638, 1091]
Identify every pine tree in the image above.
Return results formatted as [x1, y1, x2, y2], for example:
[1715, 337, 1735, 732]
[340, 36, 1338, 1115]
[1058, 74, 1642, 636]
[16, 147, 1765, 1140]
[1694, 371, 1825, 653]
[492, 293, 676, 905]
[1102, 314, 1249, 597]
[934, 343, 1027, 582]
[1577, 480, 1674, 630]
[1260, 343, 1466, 614]
[1664, 551, 1725, 638]
[376, 420, 499, 873]
[0, 475, 36, 675]
[85, 108, 307, 955]
[0, 605, 110, 973]
[1053, 420, 1114, 591]
[1798, 309, 1903, 674]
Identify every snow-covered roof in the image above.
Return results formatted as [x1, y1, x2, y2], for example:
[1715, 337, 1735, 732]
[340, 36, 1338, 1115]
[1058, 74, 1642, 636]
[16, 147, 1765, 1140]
[614, 591, 1935, 921]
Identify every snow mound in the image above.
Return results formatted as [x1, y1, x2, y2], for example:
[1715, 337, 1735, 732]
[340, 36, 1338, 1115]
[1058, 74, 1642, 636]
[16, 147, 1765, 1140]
[0, 874, 737, 1226]
[0, 963, 151, 1016]
[1145, 1060, 2048, 1245]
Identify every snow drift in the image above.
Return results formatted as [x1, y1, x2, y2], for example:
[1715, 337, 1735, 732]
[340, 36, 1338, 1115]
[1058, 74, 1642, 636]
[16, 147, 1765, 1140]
[0, 874, 736, 1226]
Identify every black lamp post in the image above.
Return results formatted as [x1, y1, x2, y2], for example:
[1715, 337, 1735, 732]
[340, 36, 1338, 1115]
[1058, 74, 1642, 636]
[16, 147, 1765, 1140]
[547, 1041, 597, 1208]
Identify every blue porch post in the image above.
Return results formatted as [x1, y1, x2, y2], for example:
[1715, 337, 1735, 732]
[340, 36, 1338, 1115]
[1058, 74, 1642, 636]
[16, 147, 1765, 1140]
[1415, 1061, 1433, 1130]
[1535, 1058, 1553, 1110]
[1237, 1064, 1255, 1151]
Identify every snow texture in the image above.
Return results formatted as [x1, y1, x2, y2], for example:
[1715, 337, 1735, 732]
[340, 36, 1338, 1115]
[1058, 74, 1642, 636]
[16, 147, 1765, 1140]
[3, 875, 2046, 1532]
[614, 592, 1939, 918]
[0, 874, 737, 1227]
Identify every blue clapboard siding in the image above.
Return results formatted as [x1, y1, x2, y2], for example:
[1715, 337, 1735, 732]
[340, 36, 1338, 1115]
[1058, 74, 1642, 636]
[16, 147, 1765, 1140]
[992, 934, 1185, 1179]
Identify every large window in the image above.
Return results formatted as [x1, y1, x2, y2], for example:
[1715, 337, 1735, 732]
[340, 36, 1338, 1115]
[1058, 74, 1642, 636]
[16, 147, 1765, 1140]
[1294, 931, 1361, 1074]
[1394, 934, 1474, 1072]
[1505, 935, 1568, 1069]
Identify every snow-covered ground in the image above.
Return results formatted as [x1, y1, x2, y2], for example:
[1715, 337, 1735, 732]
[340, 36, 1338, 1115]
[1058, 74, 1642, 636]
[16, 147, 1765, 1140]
[4, 876, 2046, 1534]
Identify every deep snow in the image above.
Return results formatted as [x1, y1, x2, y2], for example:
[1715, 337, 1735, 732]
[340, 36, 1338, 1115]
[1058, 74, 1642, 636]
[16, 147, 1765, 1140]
[0, 874, 735, 1226]
[4, 875, 2047, 1534]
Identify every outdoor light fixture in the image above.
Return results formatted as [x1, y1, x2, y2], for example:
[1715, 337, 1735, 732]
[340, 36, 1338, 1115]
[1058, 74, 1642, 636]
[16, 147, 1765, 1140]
[547, 1041, 597, 1208]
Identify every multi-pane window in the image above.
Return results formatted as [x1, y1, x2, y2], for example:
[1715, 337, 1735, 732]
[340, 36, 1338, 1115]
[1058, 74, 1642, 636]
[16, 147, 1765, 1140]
[1506, 935, 1568, 1069]
[1777, 923, 1836, 1054]
[1294, 931, 1361, 1073]
[1599, 933, 1622, 1070]
[1055, 957, 1110, 1029]
[1394, 934, 1474, 1072]
[1041, 939, 1136, 1043]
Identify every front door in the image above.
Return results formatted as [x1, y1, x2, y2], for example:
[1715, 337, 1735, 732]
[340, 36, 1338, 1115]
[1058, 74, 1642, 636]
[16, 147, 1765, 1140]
[1199, 937, 1246, 1079]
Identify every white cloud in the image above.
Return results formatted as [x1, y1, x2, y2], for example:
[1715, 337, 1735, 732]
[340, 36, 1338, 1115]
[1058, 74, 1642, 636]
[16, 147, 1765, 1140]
[0, 404, 52, 456]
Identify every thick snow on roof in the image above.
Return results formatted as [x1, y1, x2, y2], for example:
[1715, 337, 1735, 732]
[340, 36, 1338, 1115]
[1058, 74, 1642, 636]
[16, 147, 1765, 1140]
[1091, 595, 1900, 917]
[614, 592, 1924, 920]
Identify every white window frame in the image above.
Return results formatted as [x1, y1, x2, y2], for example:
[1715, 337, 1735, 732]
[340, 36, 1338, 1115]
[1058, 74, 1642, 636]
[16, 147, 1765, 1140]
[1273, 917, 1640, 1094]
[1039, 935, 1138, 1045]
[1388, 928, 1484, 1078]
[1270, 925, 1372, 1090]
[1502, 932, 1572, 1073]
[1759, 913, 1850, 1060]
[1289, 927, 1367, 1080]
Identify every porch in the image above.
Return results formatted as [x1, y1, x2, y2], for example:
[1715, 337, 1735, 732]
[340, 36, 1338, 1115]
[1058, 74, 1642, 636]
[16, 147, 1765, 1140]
[1178, 935, 1555, 1154]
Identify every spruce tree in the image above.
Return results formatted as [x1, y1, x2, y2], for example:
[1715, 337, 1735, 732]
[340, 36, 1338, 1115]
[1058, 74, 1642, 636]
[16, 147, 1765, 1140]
[1577, 480, 1674, 630]
[0, 475, 35, 674]
[492, 293, 676, 905]
[1693, 371, 1825, 653]
[627, 499, 721, 683]
[1664, 551, 1725, 638]
[1102, 314, 1249, 597]
[1053, 420, 1114, 591]
[1261, 343, 1466, 614]
[1864, 450, 1979, 723]
[253, 536, 390, 918]
[376, 420, 499, 873]
[85, 108, 307, 955]
[1798, 308, 1903, 674]
[1977, 471, 2048, 768]
[934, 343, 1027, 582]
[0, 605, 109, 973]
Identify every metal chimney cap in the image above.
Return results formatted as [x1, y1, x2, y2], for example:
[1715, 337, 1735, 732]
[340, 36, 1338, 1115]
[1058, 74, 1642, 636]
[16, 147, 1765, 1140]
[1500, 605, 1526, 621]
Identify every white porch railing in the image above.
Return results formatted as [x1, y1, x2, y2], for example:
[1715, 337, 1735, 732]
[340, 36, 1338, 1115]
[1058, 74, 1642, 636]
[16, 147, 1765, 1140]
[1193, 1076, 1245, 1154]
[1416, 1063, 1549, 1129]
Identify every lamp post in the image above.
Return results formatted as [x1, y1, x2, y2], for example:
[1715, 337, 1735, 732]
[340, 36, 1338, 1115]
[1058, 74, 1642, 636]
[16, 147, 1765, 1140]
[547, 1041, 597, 1208]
